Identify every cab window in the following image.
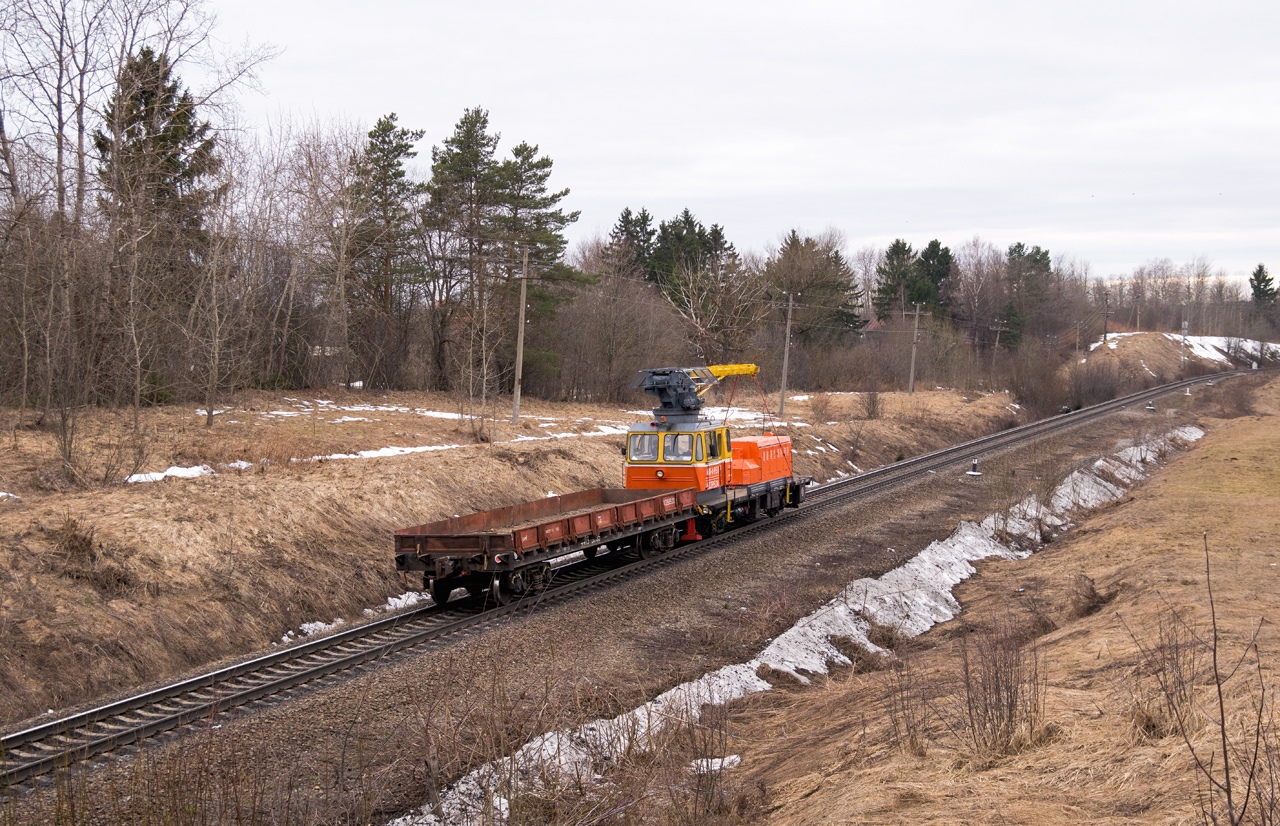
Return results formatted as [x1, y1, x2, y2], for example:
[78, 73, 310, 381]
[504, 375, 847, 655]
[694, 434, 705, 461]
[708, 430, 721, 460]
[629, 433, 658, 461]
[663, 433, 694, 462]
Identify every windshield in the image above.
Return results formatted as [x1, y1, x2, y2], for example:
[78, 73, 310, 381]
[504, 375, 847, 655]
[628, 433, 658, 461]
[663, 433, 694, 462]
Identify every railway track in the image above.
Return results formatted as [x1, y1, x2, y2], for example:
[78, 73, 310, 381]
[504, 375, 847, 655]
[0, 373, 1239, 789]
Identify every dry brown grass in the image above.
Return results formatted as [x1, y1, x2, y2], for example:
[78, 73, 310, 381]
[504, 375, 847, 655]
[723, 374, 1280, 824]
[0, 387, 1024, 725]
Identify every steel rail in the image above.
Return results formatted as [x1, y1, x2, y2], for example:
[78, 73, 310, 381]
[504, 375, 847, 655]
[0, 372, 1240, 788]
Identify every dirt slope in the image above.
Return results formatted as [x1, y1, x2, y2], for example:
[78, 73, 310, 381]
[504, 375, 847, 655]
[729, 375, 1279, 824]
[0, 388, 1023, 723]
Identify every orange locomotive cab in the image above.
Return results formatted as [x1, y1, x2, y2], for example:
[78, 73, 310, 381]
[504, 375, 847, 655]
[623, 422, 732, 493]
[623, 366, 806, 536]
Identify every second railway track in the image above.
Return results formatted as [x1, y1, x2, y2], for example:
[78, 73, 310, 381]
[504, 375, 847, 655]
[0, 372, 1237, 790]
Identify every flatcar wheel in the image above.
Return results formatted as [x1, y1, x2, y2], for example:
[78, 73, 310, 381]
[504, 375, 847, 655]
[491, 571, 527, 606]
[583, 545, 599, 561]
[489, 573, 512, 606]
[431, 577, 457, 607]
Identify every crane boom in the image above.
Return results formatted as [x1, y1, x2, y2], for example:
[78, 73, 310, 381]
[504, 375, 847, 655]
[705, 363, 759, 380]
[631, 364, 760, 421]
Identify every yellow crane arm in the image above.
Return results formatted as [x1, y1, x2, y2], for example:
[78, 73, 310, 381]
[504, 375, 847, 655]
[693, 363, 759, 396]
[706, 363, 759, 380]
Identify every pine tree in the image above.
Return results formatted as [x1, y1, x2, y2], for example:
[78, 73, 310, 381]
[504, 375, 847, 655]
[348, 113, 426, 389]
[1005, 241, 1052, 308]
[494, 140, 580, 280]
[423, 108, 578, 412]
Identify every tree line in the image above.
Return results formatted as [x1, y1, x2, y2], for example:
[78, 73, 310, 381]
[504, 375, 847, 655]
[2, 1, 1276, 471]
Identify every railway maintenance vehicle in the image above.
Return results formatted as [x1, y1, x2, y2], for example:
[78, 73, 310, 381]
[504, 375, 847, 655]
[394, 365, 809, 605]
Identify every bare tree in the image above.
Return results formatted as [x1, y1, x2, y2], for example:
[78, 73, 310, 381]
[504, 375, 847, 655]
[664, 251, 769, 363]
[542, 236, 690, 401]
[946, 236, 1006, 348]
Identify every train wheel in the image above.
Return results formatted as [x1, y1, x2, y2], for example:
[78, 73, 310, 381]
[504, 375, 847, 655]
[431, 578, 457, 607]
[491, 570, 528, 606]
[583, 545, 599, 560]
[640, 529, 673, 558]
[489, 573, 513, 606]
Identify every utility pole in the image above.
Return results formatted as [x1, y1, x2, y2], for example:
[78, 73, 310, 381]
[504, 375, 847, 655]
[907, 303, 922, 395]
[989, 318, 1010, 372]
[778, 292, 795, 418]
[1075, 320, 1082, 355]
[511, 246, 529, 426]
[1180, 305, 1187, 372]
[1102, 290, 1112, 344]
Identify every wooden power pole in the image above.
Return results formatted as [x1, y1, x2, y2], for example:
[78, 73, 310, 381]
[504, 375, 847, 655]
[778, 292, 795, 418]
[511, 246, 529, 426]
[908, 303, 922, 395]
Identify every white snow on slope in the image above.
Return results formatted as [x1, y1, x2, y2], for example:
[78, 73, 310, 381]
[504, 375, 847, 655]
[387, 425, 1204, 825]
[1085, 332, 1274, 365]
[126, 464, 215, 484]
[1088, 331, 1143, 351]
[128, 421, 634, 483]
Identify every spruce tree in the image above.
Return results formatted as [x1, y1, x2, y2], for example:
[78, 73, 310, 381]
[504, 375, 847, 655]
[1249, 263, 1277, 307]
[871, 239, 919, 320]
[608, 207, 656, 277]
[94, 46, 221, 405]
[95, 47, 221, 242]
[649, 208, 733, 288]
[764, 229, 865, 342]
[916, 239, 953, 308]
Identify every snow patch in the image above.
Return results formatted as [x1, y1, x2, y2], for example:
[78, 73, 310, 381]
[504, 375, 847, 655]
[300, 618, 345, 636]
[387, 426, 1205, 825]
[126, 465, 215, 484]
[691, 755, 741, 773]
[315, 444, 464, 461]
[378, 591, 430, 613]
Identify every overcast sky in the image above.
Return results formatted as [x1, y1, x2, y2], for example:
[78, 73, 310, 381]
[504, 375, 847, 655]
[207, 0, 1279, 278]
